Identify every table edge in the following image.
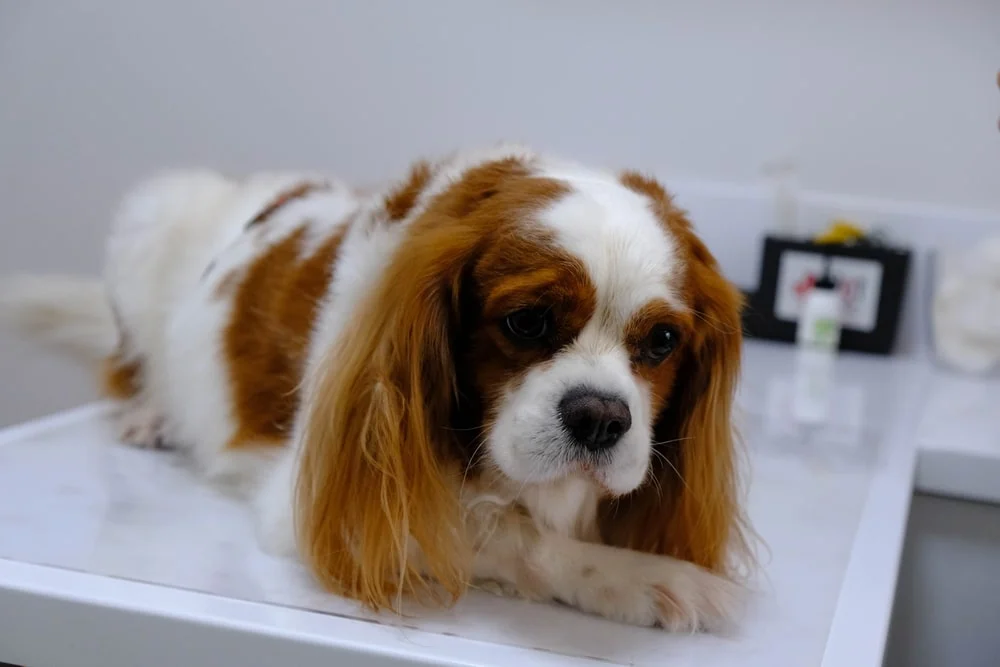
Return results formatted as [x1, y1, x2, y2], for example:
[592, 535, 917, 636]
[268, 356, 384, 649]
[820, 365, 926, 667]
[0, 558, 594, 667]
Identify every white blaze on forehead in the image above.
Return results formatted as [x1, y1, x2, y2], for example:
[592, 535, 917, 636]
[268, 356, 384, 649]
[537, 173, 684, 326]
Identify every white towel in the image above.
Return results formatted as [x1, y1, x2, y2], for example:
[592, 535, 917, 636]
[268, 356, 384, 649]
[933, 237, 1000, 373]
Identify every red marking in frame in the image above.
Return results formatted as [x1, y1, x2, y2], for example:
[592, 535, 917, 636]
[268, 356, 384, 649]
[793, 274, 817, 298]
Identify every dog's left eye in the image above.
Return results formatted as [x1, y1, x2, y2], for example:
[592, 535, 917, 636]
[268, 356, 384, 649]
[644, 324, 679, 363]
[503, 308, 551, 342]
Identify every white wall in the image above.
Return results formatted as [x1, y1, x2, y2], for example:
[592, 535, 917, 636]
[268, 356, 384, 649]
[1, 0, 999, 426]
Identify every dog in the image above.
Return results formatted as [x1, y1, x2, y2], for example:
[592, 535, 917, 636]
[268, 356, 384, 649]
[1, 145, 751, 631]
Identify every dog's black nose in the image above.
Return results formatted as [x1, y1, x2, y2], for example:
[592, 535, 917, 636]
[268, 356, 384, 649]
[558, 389, 632, 451]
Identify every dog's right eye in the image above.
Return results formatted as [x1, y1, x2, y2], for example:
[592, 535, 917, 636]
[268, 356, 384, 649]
[503, 308, 551, 342]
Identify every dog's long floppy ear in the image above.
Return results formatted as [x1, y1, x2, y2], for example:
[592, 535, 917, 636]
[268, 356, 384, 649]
[292, 158, 545, 611]
[293, 218, 484, 611]
[601, 214, 749, 576]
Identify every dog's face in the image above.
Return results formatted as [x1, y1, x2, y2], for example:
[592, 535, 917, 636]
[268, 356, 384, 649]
[296, 152, 745, 609]
[460, 178, 695, 497]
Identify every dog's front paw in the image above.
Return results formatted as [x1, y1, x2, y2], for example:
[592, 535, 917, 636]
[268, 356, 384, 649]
[115, 400, 170, 449]
[569, 556, 744, 632]
[474, 578, 524, 599]
[647, 561, 744, 632]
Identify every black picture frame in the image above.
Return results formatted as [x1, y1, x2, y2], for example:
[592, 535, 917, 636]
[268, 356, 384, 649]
[743, 235, 912, 355]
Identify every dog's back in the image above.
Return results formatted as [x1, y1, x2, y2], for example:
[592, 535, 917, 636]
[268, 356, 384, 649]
[1, 170, 360, 487]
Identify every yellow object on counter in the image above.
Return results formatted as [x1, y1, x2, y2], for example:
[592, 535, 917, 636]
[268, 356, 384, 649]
[814, 219, 867, 245]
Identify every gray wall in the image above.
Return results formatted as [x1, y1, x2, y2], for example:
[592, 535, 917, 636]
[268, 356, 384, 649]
[2, 1, 999, 426]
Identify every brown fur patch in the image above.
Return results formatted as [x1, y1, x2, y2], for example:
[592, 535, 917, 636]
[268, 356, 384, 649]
[383, 160, 434, 221]
[246, 182, 328, 229]
[101, 306, 143, 400]
[101, 352, 142, 400]
[430, 157, 550, 218]
[223, 225, 345, 447]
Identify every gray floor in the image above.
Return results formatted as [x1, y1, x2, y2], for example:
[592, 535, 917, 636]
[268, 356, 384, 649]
[885, 493, 1000, 667]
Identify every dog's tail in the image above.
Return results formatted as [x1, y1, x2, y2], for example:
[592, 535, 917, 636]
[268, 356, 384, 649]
[0, 275, 116, 365]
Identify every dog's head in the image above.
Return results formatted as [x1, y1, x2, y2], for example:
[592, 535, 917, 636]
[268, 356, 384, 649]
[296, 149, 747, 608]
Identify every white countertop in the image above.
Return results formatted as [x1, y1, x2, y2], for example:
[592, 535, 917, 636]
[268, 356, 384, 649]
[1, 341, 994, 667]
[913, 368, 1000, 504]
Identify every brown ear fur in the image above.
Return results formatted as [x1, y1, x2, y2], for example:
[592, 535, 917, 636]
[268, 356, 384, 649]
[600, 207, 750, 576]
[294, 221, 483, 610]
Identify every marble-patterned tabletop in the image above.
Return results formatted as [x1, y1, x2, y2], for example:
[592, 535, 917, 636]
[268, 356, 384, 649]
[0, 342, 928, 666]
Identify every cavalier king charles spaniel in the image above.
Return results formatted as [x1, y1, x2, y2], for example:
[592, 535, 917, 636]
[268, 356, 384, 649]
[1, 145, 751, 631]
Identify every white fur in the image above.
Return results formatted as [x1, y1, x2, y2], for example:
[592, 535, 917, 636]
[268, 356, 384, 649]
[0, 147, 742, 631]
[538, 178, 683, 317]
[489, 341, 652, 496]
[0, 275, 115, 361]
